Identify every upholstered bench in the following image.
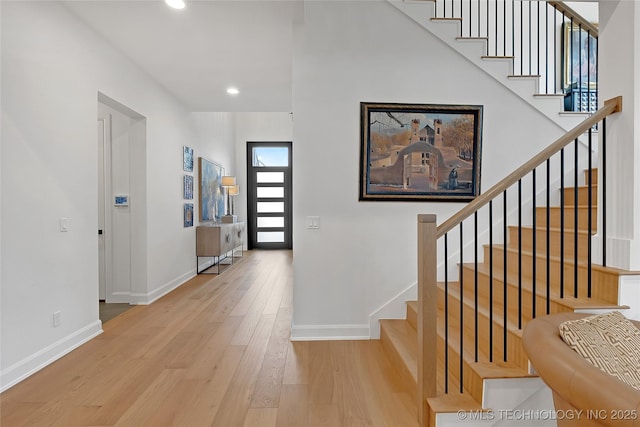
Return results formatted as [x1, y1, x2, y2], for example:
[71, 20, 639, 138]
[523, 312, 640, 427]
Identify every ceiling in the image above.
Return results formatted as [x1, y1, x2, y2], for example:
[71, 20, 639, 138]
[64, 0, 303, 112]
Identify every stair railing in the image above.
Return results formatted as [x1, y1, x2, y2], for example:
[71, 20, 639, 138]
[433, 0, 598, 112]
[417, 96, 621, 426]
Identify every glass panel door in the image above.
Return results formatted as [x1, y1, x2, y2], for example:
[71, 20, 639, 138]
[247, 142, 292, 249]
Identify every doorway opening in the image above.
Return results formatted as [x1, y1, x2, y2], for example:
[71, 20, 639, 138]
[97, 93, 147, 321]
[246, 142, 292, 250]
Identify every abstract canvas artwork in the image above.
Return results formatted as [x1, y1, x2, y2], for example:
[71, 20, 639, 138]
[198, 157, 225, 222]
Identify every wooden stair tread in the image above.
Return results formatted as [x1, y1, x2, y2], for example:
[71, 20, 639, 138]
[471, 360, 535, 379]
[427, 392, 483, 413]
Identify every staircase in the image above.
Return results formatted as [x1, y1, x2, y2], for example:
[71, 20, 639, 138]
[389, 0, 599, 132]
[376, 2, 628, 426]
[380, 166, 627, 425]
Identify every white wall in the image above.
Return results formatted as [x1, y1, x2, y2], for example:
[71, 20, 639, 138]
[291, 0, 569, 339]
[599, 0, 640, 270]
[0, 1, 235, 390]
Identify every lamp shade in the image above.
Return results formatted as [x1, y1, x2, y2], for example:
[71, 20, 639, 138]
[221, 176, 236, 187]
[229, 185, 240, 196]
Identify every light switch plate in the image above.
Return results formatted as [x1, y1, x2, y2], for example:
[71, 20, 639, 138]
[307, 216, 320, 229]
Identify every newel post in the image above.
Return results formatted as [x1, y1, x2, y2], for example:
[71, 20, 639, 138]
[418, 214, 437, 426]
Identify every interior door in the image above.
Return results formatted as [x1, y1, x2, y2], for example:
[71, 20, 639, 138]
[246, 142, 292, 249]
[98, 119, 107, 300]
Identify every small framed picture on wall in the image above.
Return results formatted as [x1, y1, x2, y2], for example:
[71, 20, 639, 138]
[184, 175, 194, 199]
[183, 146, 194, 172]
[184, 203, 194, 227]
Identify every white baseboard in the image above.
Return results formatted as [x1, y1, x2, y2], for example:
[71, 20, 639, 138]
[368, 282, 417, 339]
[290, 323, 370, 341]
[108, 291, 131, 304]
[0, 320, 103, 393]
[131, 269, 196, 305]
[618, 274, 640, 320]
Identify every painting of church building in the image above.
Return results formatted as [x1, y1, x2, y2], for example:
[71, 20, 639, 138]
[360, 103, 483, 201]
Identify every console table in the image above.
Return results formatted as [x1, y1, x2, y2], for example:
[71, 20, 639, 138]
[196, 222, 244, 274]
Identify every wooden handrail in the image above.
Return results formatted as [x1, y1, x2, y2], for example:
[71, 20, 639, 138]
[548, 1, 599, 37]
[437, 96, 622, 237]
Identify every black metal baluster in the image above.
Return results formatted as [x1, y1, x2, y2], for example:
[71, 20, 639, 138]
[469, 0, 472, 38]
[474, 211, 479, 362]
[503, 190, 508, 362]
[487, 0, 490, 53]
[444, 233, 449, 393]
[459, 222, 464, 393]
[574, 138, 579, 297]
[503, 0, 507, 56]
[546, 158, 551, 314]
[518, 179, 522, 329]
[588, 128, 593, 297]
[520, 0, 523, 75]
[532, 168, 537, 318]
[528, 0, 532, 75]
[560, 148, 565, 298]
[537, 0, 540, 78]
[602, 118, 607, 266]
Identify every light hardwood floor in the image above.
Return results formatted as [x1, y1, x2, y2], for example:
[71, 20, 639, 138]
[1, 250, 418, 426]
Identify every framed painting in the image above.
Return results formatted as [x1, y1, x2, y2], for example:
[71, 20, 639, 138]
[360, 102, 483, 202]
[183, 175, 194, 200]
[183, 146, 194, 172]
[183, 203, 194, 227]
[563, 23, 598, 89]
[198, 157, 225, 222]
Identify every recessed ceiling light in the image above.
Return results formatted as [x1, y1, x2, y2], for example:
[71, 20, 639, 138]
[165, 0, 185, 10]
[226, 87, 240, 95]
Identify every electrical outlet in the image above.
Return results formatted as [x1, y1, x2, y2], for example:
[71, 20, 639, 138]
[53, 311, 62, 327]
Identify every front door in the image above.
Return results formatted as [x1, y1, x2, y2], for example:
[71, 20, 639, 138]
[246, 142, 292, 249]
